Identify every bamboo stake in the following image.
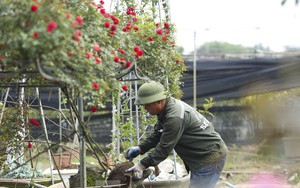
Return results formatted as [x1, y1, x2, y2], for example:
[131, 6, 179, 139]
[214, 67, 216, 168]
[36, 88, 66, 188]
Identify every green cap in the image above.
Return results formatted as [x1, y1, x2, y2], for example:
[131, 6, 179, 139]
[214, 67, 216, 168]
[136, 81, 167, 105]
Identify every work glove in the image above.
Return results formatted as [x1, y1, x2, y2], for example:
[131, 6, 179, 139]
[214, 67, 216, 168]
[124, 146, 141, 161]
[124, 162, 146, 180]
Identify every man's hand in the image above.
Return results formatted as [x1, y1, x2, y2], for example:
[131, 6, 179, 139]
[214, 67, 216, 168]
[124, 146, 141, 161]
[124, 163, 146, 180]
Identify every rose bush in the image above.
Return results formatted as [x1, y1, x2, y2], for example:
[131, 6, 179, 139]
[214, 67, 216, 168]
[0, 0, 185, 106]
[0, 0, 186, 177]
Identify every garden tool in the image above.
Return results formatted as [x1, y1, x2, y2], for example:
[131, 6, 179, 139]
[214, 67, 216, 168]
[107, 161, 153, 188]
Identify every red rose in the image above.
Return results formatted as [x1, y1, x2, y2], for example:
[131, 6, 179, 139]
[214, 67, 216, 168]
[94, 44, 101, 52]
[31, 5, 38, 12]
[126, 25, 132, 30]
[122, 85, 128, 91]
[110, 25, 117, 31]
[125, 61, 131, 68]
[91, 107, 97, 112]
[85, 52, 91, 59]
[114, 56, 119, 62]
[148, 37, 153, 41]
[133, 46, 139, 52]
[112, 18, 119, 25]
[66, 13, 71, 18]
[75, 16, 83, 25]
[35, 121, 40, 126]
[28, 142, 33, 149]
[33, 32, 39, 38]
[134, 26, 139, 31]
[100, 8, 106, 15]
[111, 15, 116, 20]
[29, 118, 35, 124]
[104, 21, 110, 28]
[156, 29, 163, 35]
[162, 36, 167, 41]
[92, 82, 99, 90]
[164, 22, 170, 29]
[119, 49, 125, 54]
[95, 57, 101, 64]
[136, 49, 143, 56]
[29, 119, 40, 126]
[47, 21, 57, 32]
[100, 9, 106, 14]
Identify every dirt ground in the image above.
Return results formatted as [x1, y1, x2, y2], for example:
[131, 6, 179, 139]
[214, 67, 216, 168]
[216, 143, 300, 188]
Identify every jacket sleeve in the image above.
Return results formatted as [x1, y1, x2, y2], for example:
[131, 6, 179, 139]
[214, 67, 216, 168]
[138, 122, 162, 154]
[140, 117, 184, 168]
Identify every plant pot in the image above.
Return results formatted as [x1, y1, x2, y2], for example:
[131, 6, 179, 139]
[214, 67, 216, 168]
[53, 153, 71, 169]
[64, 146, 79, 159]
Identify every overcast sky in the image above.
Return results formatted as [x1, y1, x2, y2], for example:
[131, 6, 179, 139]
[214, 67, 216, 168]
[169, 0, 300, 54]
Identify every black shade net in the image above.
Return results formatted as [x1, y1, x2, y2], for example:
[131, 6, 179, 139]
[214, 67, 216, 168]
[182, 56, 300, 102]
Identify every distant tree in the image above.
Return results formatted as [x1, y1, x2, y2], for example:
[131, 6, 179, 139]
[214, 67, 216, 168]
[253, 43, 270, 52]
[284, 46, 300, 52]
[194, 41, 251, 55]
[191, 41, 270, 55]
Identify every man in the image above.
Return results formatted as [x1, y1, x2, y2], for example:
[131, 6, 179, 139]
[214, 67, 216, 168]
[125, 81, 228, 188]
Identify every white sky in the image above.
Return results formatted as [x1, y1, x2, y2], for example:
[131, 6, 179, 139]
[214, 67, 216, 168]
[169, 0, 300, 54]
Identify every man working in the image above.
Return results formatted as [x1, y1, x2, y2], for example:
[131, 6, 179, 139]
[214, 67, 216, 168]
[125, 81, 228, 188]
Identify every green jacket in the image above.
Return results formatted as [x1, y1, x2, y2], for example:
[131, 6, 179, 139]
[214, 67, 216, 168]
[139, 97, 228, 172]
